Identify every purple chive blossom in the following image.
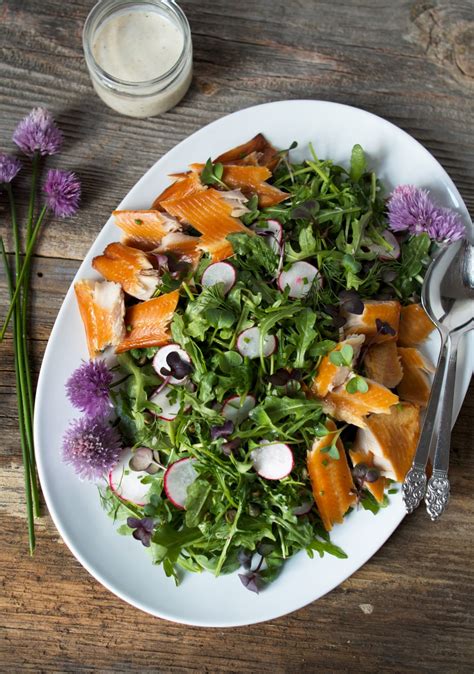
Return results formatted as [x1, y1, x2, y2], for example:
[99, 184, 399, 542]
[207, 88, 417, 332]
[127, 517, 155, 547]
[66, 360, 113, 418]
[427, 207, 465, 244]
[0, 153, 22, 184]
[62, 416, 122, 480]
[43, 169, 81, 217]
[387, 185, 465, 243]
[13, 107, 63, 157]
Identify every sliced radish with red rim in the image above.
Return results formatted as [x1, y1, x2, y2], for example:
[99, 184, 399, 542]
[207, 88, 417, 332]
[149, 381, 194, 421]
[152, 344, 192, 384]
[108, 448, 150, 506]
[149, 385, 181, 421]
[237, 327, 277, 359]
[252, 219, 283, 254]
[222, 394, 256, 425]
[163, 457, 197, 509]
[201, 262, 236, 294]
[278, 261, 321, 298]
[251, 442, 294, 480]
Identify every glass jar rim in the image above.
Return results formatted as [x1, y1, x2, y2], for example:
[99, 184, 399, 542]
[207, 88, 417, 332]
[83, 0, 191, 92]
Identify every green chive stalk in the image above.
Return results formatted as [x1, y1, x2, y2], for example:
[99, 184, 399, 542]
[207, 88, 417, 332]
[0, 238, 35, 553]
[0, 203, 48, 341]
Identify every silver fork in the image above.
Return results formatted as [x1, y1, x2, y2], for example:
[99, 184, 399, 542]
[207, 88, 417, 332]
[403, 238, 474, 518]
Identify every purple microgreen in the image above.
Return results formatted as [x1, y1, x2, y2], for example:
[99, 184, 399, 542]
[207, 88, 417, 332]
[365, 467, 380, 483]
[238, 572, 262, 594]
[375, 318, 396, 336]
[211, 420, 234, 441]
[267, 368, 292, 386]
[160, 351, 193, 379]
[339, 289, 364, 315]
[352, 463, 369, 481]
[221, 437, 242, 456]
[237, 548, 253, 570]
[127, 516, 154, 548]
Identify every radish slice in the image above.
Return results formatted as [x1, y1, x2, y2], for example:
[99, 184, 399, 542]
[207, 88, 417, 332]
[164, 457, 197, 509]
[152, 344, 191, 385]
[236, 327, 277, 359]
[201, 262, 236, 294]
[367, 230, 400, 260]
[278, 261, 321, 298]
[293, 501, 313, 516]
[252, 219, 283, 254]
[251, 442, 294, 480]
[149, 385, 181, 421]
[222, 394, 256, 425]
[108, 448, 150, 506]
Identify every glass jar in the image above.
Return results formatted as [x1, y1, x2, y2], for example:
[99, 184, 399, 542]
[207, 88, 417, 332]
[83, 0, 193, 118]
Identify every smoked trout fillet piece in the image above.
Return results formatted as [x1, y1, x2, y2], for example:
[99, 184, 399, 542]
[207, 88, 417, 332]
[163, 188, 252, 262]
[363, 341, 403, 389]
[152, 171, 205, 210]
[322, 379, 399, 428]
[311, 335, 365, 398]
[352, 403, 421, 482]
[186, 163, 287, 208]
[116, 290, 179, 353]
[398, 303, 435, 347]
[307, 420, 357, 531]
[113, 209, 181, 249]
[92, 242, 159, 301]
[156, 232, 202, 267]
[215, 133, 281, 171]
[342, 300, 401, 344]
[397, 347, 435, 407]
[74, 280, 125, 358]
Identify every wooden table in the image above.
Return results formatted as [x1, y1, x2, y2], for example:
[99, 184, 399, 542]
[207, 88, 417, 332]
[1, 0, 473, 670]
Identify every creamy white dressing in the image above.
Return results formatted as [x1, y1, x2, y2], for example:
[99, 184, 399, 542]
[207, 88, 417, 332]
[84, 2, 192, 118]
[92, 10, 183, 82]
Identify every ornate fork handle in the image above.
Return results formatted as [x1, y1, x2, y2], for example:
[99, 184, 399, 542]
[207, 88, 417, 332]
[402, 329, 449, 513]
[425, 470, 450, 521]
[403, 466, 427, 514]
[424, 330, 462, 520]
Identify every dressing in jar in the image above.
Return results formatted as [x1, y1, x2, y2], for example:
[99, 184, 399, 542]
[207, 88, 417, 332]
[83, 0, 192, 118]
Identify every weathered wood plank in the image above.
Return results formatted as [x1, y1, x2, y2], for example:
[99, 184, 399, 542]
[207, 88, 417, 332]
[1, 0, 473, 670]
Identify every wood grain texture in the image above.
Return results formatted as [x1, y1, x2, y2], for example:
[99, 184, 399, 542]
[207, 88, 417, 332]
[0, 0, 473, 670]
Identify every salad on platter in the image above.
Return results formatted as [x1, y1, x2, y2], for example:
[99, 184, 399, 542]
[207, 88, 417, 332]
[62, 134, 464, 592]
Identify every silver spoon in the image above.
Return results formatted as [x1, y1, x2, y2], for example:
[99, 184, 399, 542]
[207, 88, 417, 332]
[403, 238, 474, 517]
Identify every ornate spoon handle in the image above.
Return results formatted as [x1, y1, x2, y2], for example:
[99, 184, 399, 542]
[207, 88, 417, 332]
[402, 329, 449, 513]
[425, 331, 461, 520]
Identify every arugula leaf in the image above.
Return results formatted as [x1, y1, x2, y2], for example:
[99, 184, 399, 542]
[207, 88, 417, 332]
[227, 232, 278, 275]
[185, 478, 212, 528]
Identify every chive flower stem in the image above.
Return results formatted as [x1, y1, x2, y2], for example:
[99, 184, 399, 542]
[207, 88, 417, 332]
[0, 204, 48, 340]
[0, 238, 35, 553]
[7, 185, 40, 517]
